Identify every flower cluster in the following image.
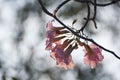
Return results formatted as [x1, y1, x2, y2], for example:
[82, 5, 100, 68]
[45, 21, 76, 69]
[45, 21, 104, 69]
[83, 43, 104, 68]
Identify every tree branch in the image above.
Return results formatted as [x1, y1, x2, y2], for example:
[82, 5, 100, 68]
[79, 2, 90, 32]
[53, 0, 71, 16]
[74, 0, 120, 7]
[38, 0, 53, 17]
[92, 0, 97, 29]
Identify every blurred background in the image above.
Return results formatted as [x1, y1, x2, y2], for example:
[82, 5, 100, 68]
[0, 0, 120, 80]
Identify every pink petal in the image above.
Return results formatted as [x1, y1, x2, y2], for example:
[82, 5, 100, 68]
[46, 21, 53, 31]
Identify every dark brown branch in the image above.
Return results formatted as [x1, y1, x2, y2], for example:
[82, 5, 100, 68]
[93, 0, 96, 19]
[38, 0, 53, 17]
[81, 0, 97, 30]
[92, 0, 97, 29]
[74, 0, 120, 7]
[38, 0, 120, 60]
[91, 0, 120, 7]
[93, 20, 97, 28]
[80, 0, 97, 31]
[79, 2, 90, 32]
[53, 0, 71, 16]
[88, 39, 120, 60]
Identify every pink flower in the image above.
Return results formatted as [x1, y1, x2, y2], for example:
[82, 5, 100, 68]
[45, 21, 66, 50]
[50, 43, 74, 69]
[83, 43, 104, 69]
[45, 21, 76, 69]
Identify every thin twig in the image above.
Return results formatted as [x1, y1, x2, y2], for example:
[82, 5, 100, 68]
[93, 0, 96, 19]
[90, 0, 120, 7]
[53, 0, 71, 16]
[92, 0, 97, 29]
[74, 0, 120, 7]
[79, 2, 90, 32]
[38, 0, 53, 16]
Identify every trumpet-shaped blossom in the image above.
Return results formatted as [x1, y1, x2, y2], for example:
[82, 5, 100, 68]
[45, 21, 75, 69]
[83, 43, 104, 68]
[45, 21, 66, 50]
[50, 43, 74, 70]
